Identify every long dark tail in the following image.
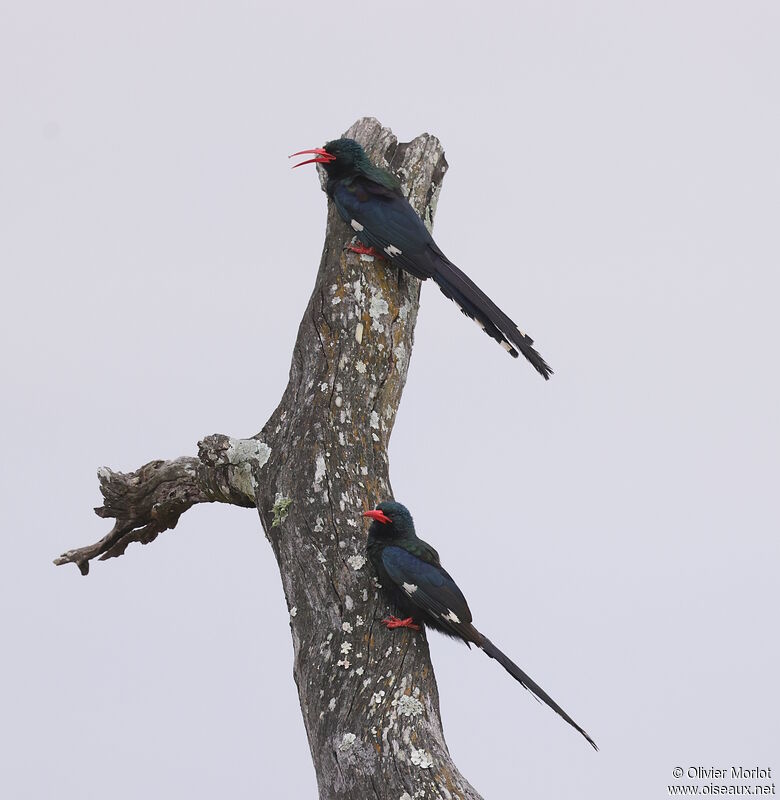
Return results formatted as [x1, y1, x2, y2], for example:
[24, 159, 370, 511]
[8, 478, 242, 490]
[469, 625, 598, 750]
[430, 252, 553, 380]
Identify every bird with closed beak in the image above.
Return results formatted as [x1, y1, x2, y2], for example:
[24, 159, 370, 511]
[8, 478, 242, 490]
[363, 500, 597, 750]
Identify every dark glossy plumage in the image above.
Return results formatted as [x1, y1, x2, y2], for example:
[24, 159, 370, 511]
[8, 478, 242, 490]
[365, 500, 597, 750]
[313, 138, 553, 379]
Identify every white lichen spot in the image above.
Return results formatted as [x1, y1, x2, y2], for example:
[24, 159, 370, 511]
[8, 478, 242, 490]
[398, 301, 412, 322]
[338, 431, 345, 446]
[401, 794, 413, 800]
[320, 382, 329, 392]
[344, 595, 354, 611]
[356, 666, 364, 676]
[362, 589, 368, 602]
[340, 642, 352, 655]
[289, 606, 297, 618]
[410, 747, 433, 769]
[371, 690, 385, 705]
[313, 455, 326, 491]
[355, 360, 367, 374]
[347, 554, 367, 571]
[396, 694, 424, 718]
[346, 518, 357, 527]
[313, 516, 324, 532]
[355, 322, 364, 344]
[326, 633, 333, 642]
[369, 293, 389, 331]
[370, 410, 380, 429]
[337, 658, 351, 669]
[328, 697, 336, 711]
[335, 396, 343, 408]
[356, 615, 364, 626]
[339, 732, 357, 752]
[360, 465, 368, 476]
[393, 341, 407, 369]
[317, 553, 327, 564]
[372, 433, 380, 442]
[342, 621, 353, 633]
[331, 296, 341, 305]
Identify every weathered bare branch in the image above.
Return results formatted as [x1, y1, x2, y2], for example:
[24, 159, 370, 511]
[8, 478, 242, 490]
[53, 434, 269, 573]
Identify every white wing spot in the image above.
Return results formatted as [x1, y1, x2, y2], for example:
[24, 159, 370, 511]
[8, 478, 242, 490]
[473, 318, 485, 330]
[501, 341, 513, 352]
[443, 610, 461, 624]
[384, 244, 402, 257]
[350, 219, 364, 231]
[402, 582, 418, 594]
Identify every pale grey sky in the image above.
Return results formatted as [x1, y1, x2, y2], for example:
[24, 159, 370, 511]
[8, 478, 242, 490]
[2, 1, 778, 798]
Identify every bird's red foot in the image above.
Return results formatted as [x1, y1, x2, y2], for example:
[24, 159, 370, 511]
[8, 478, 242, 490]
[381, 616, 420, 631]
[347, 243, 383, 259]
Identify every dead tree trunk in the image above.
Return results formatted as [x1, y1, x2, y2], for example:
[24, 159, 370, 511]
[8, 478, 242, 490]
[55, 118, 483, 800]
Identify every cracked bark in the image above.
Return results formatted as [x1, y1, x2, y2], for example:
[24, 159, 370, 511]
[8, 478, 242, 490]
[55, 117, 483, 800]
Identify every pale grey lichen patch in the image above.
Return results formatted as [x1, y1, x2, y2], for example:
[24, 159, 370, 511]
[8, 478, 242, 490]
[271, 494, 292, 527]
[410, 746, 433, 769]
[393, 341, 407, 370]
[355, 322, 364, 344]
[355, 360, 367, 374]
[339, 733, 357, 752]
[232, 464, 257, 498]
[347, 554, 367, 570]
[369, 293, 389, 331]
[225, 438, 272, 469]
[396, 694, 424, 718]
[370, 410, 380, 429]
[313, 455, 326, 491]
[342, 621, 353, 633]
[289, 606, 297, 618]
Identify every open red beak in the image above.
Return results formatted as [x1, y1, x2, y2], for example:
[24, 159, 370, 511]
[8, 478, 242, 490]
[289, 148, 337, 169]
[362, 509, 391, 524]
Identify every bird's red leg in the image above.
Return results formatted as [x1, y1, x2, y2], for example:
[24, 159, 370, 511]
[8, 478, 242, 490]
[381, 615, 420, 631]
[346, 242, 384, 259]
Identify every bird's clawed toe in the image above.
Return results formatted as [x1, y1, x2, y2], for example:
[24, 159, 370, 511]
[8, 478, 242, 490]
[346, 242, 383, 259]
[381, 615, 420, 631]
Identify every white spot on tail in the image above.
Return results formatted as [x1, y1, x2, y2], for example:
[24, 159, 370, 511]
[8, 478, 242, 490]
[350, 219, 364, 231]
[501, 341, 513, 353]
[402, 582, 418, 594]
[384, 244, 402, 257]
[474, 318, 486, 330]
